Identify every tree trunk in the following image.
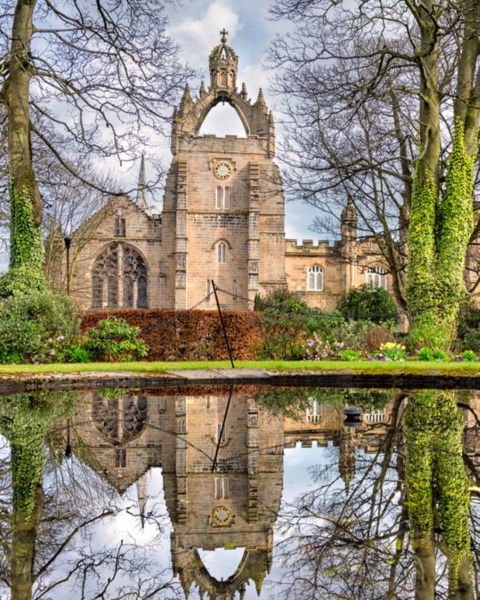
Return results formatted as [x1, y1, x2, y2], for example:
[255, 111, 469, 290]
[406, 0, 479, 350]
[1, 0, 45, 293]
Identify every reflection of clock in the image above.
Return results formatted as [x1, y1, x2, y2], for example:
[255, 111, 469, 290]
[214, 161, 232, 180]
[211, 505, 233, 527]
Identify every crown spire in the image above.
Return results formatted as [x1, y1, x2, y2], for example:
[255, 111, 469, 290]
[220, 28, 228, 43]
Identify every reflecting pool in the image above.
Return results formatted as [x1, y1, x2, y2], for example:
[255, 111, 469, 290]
[0, 385, 478, 599]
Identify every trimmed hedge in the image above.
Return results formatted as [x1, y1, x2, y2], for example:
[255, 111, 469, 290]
[81, 309, 263, 361]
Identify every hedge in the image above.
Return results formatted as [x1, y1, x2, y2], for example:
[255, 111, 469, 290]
[81, 309, 263, 361]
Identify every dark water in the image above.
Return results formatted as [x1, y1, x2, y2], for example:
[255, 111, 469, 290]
[0, 385, 478, 599]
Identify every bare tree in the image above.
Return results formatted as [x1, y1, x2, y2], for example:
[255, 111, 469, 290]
[0, 1, 191, 292]
[269, 0, 480, 348]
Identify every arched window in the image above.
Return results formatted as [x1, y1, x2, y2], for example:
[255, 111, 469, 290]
[93, 393, 148, 445]
[307, 265, 323, 291]
[92, 243, 148, 308]
[366, 267, 388, 290]
[217, 242, 227, 264]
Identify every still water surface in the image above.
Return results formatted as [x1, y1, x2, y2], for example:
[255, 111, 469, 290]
[0, 385, 478, 599]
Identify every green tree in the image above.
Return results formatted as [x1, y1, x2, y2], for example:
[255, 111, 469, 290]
[337, 283, 399, 324]
[269, 0, 480, 349]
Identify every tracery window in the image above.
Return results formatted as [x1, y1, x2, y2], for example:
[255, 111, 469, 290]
[93, 393, 148, 445]
[366, 267, 388, 290]
[307, 265, 323, 291]
[92, 243, 148, 308]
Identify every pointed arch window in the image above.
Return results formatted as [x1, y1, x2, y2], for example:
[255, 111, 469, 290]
[217, 242, 227, 264]
[307, 265, 323, 291]
[92, 243, 148, 308]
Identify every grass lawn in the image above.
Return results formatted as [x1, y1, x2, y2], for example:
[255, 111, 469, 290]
[0, 359, 479, 376]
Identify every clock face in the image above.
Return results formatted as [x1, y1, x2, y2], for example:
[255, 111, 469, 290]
[211, 505, 233, 527]
[214, 161, 232, 180]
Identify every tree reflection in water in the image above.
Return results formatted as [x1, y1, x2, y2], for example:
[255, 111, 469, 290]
[271, 390, 479, 600]
[0, 386, 478, 600]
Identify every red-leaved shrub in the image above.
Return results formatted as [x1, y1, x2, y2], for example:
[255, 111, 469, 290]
[81, 309, 262, 361]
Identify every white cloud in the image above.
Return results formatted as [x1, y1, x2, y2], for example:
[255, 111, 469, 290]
[169, 1, 240, 71]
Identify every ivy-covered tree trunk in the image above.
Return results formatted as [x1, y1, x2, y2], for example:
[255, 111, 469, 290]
[406, 0, 480, 350]
[1, 0, 46, 295]
[405, 391, 472, 599]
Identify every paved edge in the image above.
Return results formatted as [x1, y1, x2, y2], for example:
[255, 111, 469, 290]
[0, 368, 479, 394]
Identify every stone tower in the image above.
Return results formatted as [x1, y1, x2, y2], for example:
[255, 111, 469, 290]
[161, 31, 286, 310]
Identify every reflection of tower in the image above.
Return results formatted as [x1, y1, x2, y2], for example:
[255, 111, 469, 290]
[163, 393, 284, 599]
[339, 426, 356, 495]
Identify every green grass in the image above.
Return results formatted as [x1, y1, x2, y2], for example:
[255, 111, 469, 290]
[0, 359, 478, 376]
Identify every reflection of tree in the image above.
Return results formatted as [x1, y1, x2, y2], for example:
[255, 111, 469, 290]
[271, 390, 478, 599]
[0, 392, 180, 600]
[405, 391, 472, 600]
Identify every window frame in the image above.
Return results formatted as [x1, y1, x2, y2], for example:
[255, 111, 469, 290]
[307, 265, 324, 291]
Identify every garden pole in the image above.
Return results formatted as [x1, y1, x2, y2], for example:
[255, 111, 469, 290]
[211, 279, 235, 368]
[211, 385, 234, 472]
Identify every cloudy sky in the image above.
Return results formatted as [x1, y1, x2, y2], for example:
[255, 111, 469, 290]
[0, 1, 316, 272]
[161, 0, 315, 242]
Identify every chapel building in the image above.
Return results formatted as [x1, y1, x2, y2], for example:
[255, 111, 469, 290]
[58, 34, 480, 313]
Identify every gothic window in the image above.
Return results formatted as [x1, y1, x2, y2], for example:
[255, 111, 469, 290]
[215, 186, 231, 209]
[123, 246, 148, 308]
[217, 242, 227, 264]
[114, 217, 126, 237]
[93, 393, 148, 445]
[307, 265, 323, 291]
[91, 244, 148, 308]
[366, 267, 388, 290]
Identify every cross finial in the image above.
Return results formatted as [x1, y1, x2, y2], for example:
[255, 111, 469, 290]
[220, 28, 228, 43]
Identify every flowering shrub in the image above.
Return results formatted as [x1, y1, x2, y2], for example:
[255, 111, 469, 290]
[378, 342, 406, 361]
[0, 290, 79, 363]
[302, 333, 348, 360]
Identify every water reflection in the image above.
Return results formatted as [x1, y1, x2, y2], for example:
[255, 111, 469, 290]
[0, 386, 479, 599]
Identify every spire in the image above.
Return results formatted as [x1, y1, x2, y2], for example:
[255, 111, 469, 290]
[199, 80, 207, 97]
[341, 198, 358, 241]
[241, 82, 248, 100]
[136, 471, 149, 529]
[181, 83, 193, 107]
[136, 155, 150, 212]
[255, 88, 266, 106]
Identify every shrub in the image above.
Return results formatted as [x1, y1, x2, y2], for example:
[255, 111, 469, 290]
[418, 348, 449, 361]
[337, 284, 399, 325]
[379, 342, 406, 361]
[303, 334, 333, 360]
[432, 349, 449, 361]
[363, 323, 395, 353]
[254, 289, 308, 312]
[83, 317, 149, 361]
[339, 349, 362, 361]
[462, 350, 477, 362]
[60, 346, 92, 363]
[0, 290, 79, 363]
[418, 347, 434, 361]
